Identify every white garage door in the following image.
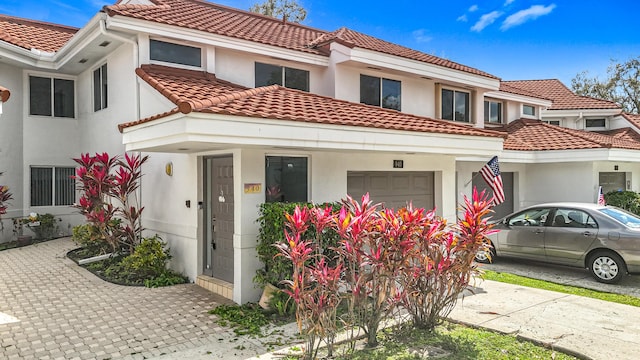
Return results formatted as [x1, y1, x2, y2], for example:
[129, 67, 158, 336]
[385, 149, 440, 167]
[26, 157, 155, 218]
[347, 171, 434, 210]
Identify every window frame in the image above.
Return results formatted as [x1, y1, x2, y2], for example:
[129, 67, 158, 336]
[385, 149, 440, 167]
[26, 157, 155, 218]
[441, 87, 470, 122]
[264, 155, 309, 203]
[522, 104, 536, 117]
[484, 98, 503, 124]
[359, 74, 401, 111]
[254, 62, 310, 92]
[93, 63, 108, 112]
[149, 38, 203, 69]
[28, 73, 76, 118]
[30, 166, 76, 207]
[585, 118, 606, 129]
[543, 120, 561, 126]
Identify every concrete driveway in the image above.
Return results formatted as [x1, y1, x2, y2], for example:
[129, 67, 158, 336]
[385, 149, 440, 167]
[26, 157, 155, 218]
[482, 256, 640, 297]
[0, 238, 284, 360]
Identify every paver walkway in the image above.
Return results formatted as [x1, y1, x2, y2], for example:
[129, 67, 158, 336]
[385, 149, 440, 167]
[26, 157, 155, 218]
[0, 238, 269, 360]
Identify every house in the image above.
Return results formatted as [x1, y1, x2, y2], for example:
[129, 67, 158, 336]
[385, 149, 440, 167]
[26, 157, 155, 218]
[1, 0, 639, 303]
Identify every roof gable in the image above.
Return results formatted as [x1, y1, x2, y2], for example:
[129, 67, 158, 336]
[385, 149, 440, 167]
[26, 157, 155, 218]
[121, 64, 505, 140]
[0, 14, 77, 53]
[502, 79, 620, 110]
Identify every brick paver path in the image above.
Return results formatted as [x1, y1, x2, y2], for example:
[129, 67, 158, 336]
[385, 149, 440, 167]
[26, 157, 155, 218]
[0, 238, 236, 360]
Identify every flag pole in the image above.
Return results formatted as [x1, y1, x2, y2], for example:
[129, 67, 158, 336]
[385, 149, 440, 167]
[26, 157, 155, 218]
[464, 172, 481, 187]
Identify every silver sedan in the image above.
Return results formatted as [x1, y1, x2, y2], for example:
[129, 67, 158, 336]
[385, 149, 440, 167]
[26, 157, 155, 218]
[476, 202, 640, 284]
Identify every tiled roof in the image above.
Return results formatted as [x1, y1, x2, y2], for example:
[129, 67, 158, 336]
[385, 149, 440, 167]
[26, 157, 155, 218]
[504, 119, 640, 151]
[119, 64, 505, 141]
[502, 79, 620, 110]
[596, 127, 640, 143]
[105, 0, 498, 79]
[0, 85, 9, 102]
[0, 15, 77, 53]
[622, 113, 640, 130]
[309, 27, 498, 79]
[498, 82, 551, 101]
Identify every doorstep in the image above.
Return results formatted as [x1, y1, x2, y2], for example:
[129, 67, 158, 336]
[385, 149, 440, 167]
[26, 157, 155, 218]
[196, 275, 233, 301]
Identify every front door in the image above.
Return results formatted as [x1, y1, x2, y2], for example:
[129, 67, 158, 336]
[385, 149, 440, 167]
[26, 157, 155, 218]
[203, 156, 234, 283]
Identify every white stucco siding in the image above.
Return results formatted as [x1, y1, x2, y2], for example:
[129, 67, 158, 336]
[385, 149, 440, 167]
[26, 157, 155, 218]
[522, 162, 595, 206]
[0, 63, 25, 239]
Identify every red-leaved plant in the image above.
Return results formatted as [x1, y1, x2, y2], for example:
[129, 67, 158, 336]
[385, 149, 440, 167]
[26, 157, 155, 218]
[73, 152, 148, 253]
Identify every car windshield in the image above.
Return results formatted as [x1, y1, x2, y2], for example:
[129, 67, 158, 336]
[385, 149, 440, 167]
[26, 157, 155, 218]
[599, 207, 640, 229]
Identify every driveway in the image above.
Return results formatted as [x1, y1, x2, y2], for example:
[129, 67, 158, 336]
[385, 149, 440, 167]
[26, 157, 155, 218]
[0, 238, 284, 360]
[482, 256, 640, 297]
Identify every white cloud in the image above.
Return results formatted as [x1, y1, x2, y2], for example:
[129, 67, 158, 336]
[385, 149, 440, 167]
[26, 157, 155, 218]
[412, 29, 433, 43]
[501, 4, 556, 30]
[457, 14, 468, 22]
[469, 4, 479, 12]
[471, 11, 503, 32]
[503, 0, 515, 6]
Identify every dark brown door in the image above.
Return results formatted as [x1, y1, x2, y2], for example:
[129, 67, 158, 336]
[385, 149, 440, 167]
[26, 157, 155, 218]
[204, 156, 234, 283]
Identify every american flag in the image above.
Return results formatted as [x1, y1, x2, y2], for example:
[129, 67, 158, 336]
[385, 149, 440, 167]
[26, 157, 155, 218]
[598, 186, 606, 206]
[479, 156, 505, 205]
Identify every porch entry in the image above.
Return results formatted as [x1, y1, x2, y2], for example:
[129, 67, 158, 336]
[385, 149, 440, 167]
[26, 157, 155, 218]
[347, 171, 434, 210]
[599, 172, 626, 194]
[472, 171, 514, 220]
[203, 156, 234, 283]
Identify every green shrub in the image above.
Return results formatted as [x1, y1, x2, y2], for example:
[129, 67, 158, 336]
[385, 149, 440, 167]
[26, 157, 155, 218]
[72, 224, 112, 255]
[119, 235, 170, 278]
[254, 202, 341, 288]
[604, 190, 640, 215]
[144, 271, 189, 288]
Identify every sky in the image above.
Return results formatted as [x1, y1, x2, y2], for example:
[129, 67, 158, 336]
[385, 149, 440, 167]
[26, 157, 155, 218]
[1, 0, 639, 86]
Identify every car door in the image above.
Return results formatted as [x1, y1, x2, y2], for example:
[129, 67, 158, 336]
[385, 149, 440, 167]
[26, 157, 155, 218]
[543, 207, 598, 265]
[496, 207, 551, 260]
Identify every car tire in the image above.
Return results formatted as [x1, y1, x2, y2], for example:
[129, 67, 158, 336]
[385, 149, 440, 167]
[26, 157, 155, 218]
[474, 240, 494, 264]
[588, 251, 626, 284]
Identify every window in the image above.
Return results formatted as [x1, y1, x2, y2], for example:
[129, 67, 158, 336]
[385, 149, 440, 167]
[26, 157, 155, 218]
[484, 100, 502, 123]
[150, 39, 201, 67]
[265, 156, 307, 202]
[508, 207, 551, 227]
[29, 76, 74, 118]
[586, 118, 606, 128]
[31, 167, 75, 206]
[523, 104, 535, 116]
[442, 88, 470, 122]
[93, 64, 108, 111]
[360, 75, 401, 110]
[255, 62, 309, 91]
[552, 208, 597, 228]
[544, 120, 560, 126]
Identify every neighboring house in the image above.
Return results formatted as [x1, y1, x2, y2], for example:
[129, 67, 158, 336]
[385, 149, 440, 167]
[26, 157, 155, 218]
[1, 0, 639, 303]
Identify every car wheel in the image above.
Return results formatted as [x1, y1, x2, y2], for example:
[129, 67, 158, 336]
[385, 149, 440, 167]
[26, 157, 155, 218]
[588, 251, 626, 284]
[474, 240, 494, 264]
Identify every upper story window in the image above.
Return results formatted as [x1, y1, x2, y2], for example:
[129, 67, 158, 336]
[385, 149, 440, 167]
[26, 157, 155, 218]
[484, 99, 503, 123]
[544, 120, 560, 126]
[586, 118, 606, 128]
[93, 64, 108, 112]
[360, 75, 401, 111]
[150, 39, 202, 67]
[442, 88, 470, 122]
[255, 62, 309, 91]
[523, 104, 536, 116]
[29, 75, 74, 118]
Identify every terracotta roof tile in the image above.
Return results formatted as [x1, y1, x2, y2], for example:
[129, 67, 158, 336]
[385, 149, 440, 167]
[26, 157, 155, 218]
[106, 0, 498, 79]
[0, 14, 77, 53]
[595, 127, 640, 143]
[498, 82, 551, 101]
[120, 64, 505, 140]
[622, 113, 640, 130]
[309, 27, 498, 79]
[0, 85, 9, 102]
[504, 118, 640, 151]
[502, 79, 620, 110]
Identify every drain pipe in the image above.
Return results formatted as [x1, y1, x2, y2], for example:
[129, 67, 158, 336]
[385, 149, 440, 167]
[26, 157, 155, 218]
[99, 15, 145, 241]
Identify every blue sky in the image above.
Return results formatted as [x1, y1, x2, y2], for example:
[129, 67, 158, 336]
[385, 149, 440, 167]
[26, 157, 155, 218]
[1, 0, 638, 86]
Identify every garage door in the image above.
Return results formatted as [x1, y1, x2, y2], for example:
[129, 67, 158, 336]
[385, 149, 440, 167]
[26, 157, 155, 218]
[347, 171, 434, 210]
[472, 171, 514, 220]
[599, 172, 625, 194]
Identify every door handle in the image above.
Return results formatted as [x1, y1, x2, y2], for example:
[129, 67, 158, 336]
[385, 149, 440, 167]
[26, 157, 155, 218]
[582, 231, 592, 237]
[211, 216, 217, 249]
[534, 229, 544, 234]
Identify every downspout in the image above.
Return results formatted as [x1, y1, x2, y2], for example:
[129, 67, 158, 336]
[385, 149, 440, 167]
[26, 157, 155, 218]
[99, 15, 145, 242]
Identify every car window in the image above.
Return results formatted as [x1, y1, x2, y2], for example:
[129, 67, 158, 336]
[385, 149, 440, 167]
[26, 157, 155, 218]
[508, 208, 551, 227]
[553, 208, 597, 228]
[600, 207, 640, 229]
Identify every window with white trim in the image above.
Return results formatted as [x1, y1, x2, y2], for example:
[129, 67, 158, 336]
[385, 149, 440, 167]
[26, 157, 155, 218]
[29, 76, 75, 118]
[255, 62, 310, 91]
[93, 64, 108, 112]
[543, 120, 560, 126]
[265, 156, 308, 203]
[360, 75, 401, 110]
[30, 167, 75, 206]
[523, 104, 535, 116]
[442, 88, 470, 122]
[484, 99, 503, 123]
[150, 39, 202, 67]
[586, 118, 606, 128]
